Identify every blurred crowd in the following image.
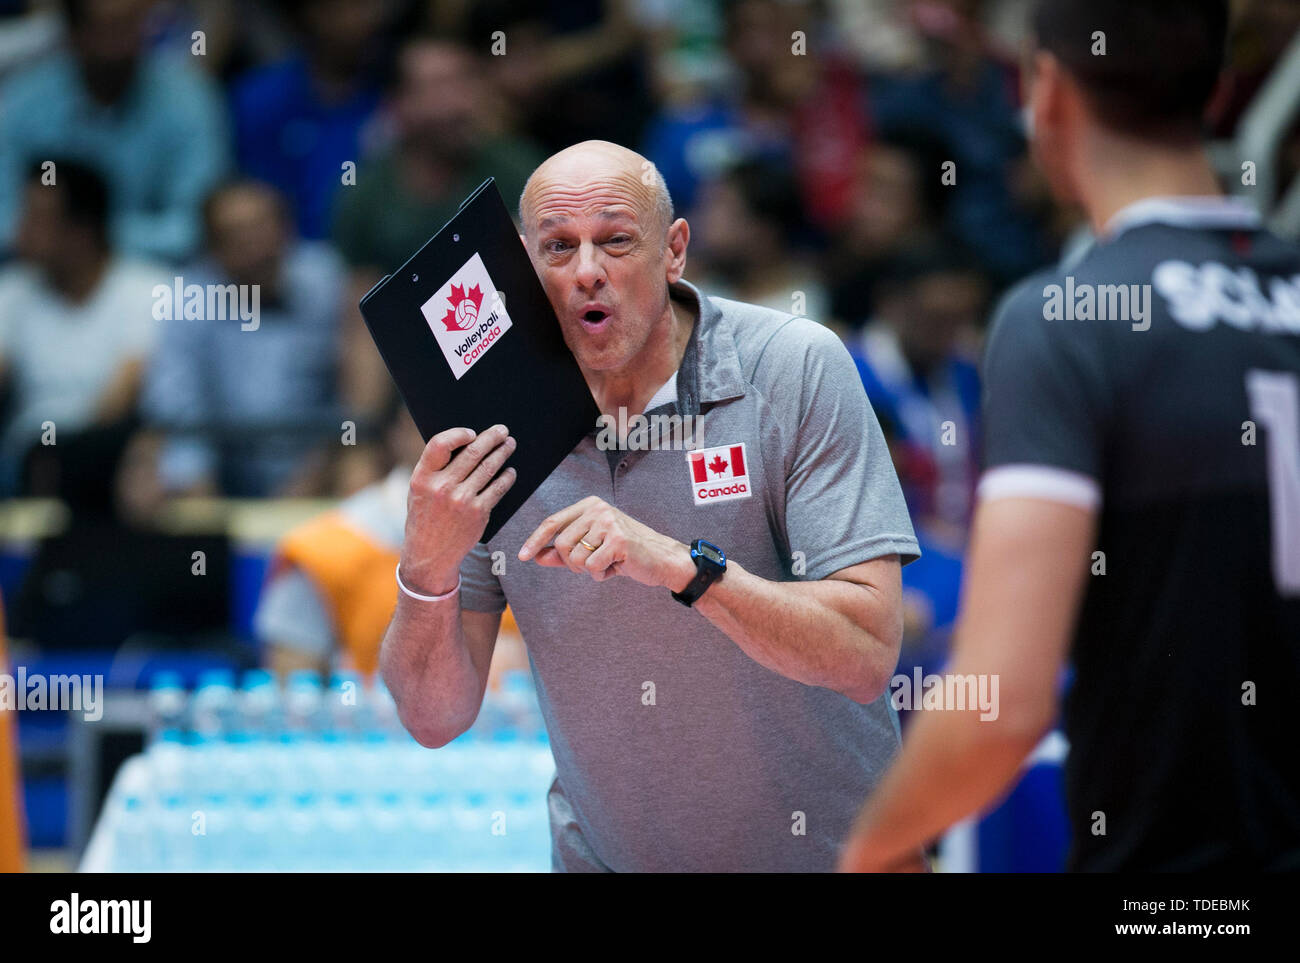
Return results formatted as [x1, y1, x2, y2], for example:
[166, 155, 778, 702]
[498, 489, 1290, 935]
[1, 0, 1298, 665]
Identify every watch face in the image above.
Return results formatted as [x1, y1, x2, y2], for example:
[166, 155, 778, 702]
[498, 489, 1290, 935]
[697, 541, 725, 565]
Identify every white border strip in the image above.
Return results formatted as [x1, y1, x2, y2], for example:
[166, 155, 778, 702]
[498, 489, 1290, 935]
[1104, 195, 1261, 239]
[977, 464, 1102, 511]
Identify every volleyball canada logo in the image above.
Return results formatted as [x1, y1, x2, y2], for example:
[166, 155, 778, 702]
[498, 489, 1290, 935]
[421, 252, 513, 380]
[442, 282, 483, 331]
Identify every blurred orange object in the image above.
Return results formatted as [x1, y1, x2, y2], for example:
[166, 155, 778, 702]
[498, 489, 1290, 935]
[0, 601, 27, 872]
[271, 513, 402, 677]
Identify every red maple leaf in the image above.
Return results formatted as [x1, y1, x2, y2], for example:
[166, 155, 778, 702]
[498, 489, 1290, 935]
[708, 454, 729, 476]
[441, 282, 486, 331]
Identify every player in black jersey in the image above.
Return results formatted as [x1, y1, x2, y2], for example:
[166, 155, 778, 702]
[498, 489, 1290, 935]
[842, 0, 1300, 871]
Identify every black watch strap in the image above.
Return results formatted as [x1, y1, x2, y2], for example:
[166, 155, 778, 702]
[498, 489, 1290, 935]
[671, 567, 714, 607]
[671, 539, 726, 607]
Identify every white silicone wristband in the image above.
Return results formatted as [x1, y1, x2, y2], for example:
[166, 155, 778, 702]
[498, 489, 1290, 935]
[396, 565, 461, 602]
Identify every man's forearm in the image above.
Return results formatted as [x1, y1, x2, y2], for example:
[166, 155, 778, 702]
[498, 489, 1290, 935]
[378, 595, 487, 747]
[690, 556, 902, 703]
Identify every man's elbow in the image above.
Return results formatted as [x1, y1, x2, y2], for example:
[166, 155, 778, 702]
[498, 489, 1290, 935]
[843, 668, 893, 705]
[400, 701, 478, 749]
[407, 718, 469, 749]
[379, 651, 479, 748]
[843, 614, 904, 703]
[841, 644, 899, 704]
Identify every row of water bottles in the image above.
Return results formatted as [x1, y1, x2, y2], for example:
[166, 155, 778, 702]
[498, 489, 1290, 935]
[110, 776, 555, 871]
[104, 668, 557, 870]
[147, 667, 546, 744]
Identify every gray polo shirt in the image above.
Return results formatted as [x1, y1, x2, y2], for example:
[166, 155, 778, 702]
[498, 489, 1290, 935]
[459, 279, 919, 871]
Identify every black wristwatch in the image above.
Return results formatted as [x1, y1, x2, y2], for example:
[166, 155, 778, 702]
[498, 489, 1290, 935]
[671, 539, 727, 607]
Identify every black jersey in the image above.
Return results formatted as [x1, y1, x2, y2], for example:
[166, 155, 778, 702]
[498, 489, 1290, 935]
[982, 197, 1300, 871]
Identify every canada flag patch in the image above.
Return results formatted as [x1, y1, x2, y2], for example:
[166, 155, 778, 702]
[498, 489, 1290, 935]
[687, 443, 752, 504]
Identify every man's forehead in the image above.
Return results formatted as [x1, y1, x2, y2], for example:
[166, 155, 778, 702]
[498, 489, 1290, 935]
[526, 175, 653, 229]
[536, 204, 642, 232]
[523, 142, 659, 227]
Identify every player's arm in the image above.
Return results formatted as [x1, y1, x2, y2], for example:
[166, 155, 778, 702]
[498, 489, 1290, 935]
[838, 494, 1095, 871]
[378, 426, 516, 747]
[92, 357, 146, 424]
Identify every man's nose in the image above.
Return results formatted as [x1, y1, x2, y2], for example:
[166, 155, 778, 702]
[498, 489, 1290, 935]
[573, 242, 607, 292]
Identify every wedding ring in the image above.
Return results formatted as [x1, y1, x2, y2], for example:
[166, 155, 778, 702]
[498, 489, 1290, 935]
[579, 538, 601, 552]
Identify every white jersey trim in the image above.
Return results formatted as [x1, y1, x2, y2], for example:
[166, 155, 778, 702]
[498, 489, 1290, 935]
[1104, 195, 1261, 239]
[977, 464, 1103, 511]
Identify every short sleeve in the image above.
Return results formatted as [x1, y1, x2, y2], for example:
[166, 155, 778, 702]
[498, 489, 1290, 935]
[772, 320, 920, 580]
[459, 540, 506, 613]
[981, 276, 1110, 479]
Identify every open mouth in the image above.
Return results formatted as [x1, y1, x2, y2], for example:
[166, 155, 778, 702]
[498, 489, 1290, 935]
[579, 308, 611, 331]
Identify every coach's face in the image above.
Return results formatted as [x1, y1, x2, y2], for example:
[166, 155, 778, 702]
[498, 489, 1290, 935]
[522, 144, 688, 374]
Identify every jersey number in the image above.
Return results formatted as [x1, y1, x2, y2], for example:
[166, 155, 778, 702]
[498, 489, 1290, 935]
[1246, 369, 1300, 595]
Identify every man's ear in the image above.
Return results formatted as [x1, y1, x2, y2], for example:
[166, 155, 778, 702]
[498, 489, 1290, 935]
[1028, 50, 1086, 204]
[1030, 51, 1073, 141]
[665, 217, 689, 284]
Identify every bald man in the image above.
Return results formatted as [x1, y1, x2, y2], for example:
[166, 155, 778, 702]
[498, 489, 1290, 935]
[380, 141, 919, 871]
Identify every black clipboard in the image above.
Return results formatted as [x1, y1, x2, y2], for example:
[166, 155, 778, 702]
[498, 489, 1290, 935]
[359, 178, 599, 542]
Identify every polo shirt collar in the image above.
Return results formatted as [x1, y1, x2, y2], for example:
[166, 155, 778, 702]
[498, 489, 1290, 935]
[671, 279, 747, 417]
[1103, 195, 1261, 239]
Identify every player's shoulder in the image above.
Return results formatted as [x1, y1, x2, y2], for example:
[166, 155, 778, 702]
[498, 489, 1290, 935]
[0, 263, 41, 300]
[985, 265, 1067, 343]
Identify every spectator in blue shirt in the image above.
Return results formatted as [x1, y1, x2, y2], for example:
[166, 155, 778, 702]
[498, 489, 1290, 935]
[230, 0, 395, 240]
[0, 0, 230, 264]
[142, 180, 343, 497]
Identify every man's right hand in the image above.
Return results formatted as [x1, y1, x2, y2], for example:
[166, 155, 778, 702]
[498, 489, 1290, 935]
[399, 424, 517, 595]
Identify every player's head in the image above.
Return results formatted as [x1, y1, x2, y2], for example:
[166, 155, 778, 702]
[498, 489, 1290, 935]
[519, 141, 688, 375]
[202, 180, 290, 289]
[1024, 0, 1228, 199]
[15, 157, 111, 273]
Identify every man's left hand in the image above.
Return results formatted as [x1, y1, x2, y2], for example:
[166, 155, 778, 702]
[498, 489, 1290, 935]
[518, 496, 694, 590]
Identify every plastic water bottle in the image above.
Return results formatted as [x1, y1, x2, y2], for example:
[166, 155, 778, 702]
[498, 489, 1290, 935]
[284, 671, 325, 737]
[319, 792, 364, 870]
[191, 670, 237, 741]
[282, 791, 322, 870]
[326, 672, 364, 738]
[113, 795, 152, 872]
[146, 728, 188, 800]
[235, 792, 276, 872]
[364, 791, 407, 871]
[407, 791, 451, 871]
[239, 669, 282, 739]
[194, 792, 235, 871]
[145, 672, 188, 744]
[366, 677, 405, 740]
